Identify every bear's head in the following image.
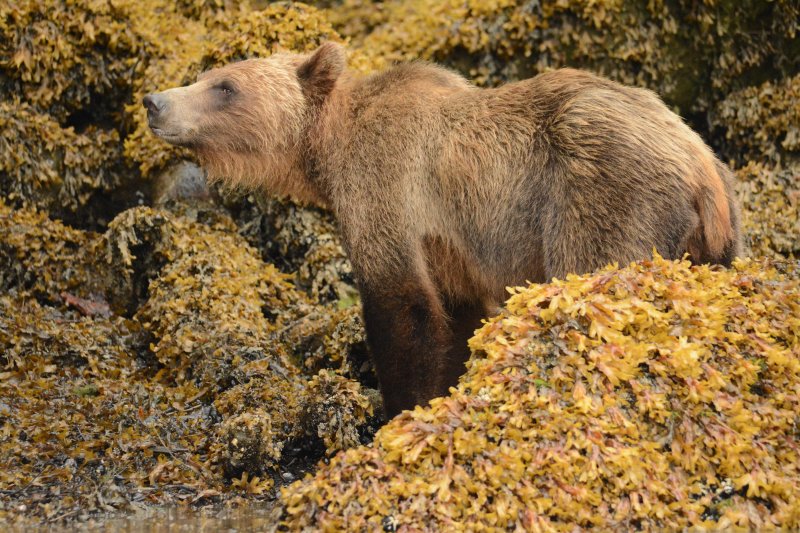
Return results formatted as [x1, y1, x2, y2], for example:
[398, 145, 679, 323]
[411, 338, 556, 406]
[143, 42, 345, 204]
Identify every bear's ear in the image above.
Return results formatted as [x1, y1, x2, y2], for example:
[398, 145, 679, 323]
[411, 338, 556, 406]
[297, 42, 346, 106]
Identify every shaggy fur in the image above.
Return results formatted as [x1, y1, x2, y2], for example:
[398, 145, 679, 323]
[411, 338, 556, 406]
[145, 42, 743, 416]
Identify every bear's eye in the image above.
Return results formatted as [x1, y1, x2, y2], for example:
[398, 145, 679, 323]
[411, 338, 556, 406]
[216, 82, 235, 97]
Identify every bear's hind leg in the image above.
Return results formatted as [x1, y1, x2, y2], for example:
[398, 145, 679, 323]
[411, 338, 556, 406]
[441, 297, 488, 391]
[542, 208, 650, 281]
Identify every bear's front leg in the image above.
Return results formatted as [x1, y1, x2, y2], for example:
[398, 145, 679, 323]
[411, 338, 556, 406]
[359, 274, 456, 417]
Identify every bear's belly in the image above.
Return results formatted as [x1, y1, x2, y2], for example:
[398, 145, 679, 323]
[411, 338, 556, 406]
[422, 229, 546, 310]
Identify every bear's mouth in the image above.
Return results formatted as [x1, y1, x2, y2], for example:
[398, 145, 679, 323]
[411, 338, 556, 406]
[150, 126, 192, 146]
[150, 127, 177, 139]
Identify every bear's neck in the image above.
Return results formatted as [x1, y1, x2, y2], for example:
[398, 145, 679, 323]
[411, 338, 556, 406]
[304, 72, 360, 208]
[198, 144, 326, 207]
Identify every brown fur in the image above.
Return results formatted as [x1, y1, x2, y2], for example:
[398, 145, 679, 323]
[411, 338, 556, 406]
[144, 42, 744, 416]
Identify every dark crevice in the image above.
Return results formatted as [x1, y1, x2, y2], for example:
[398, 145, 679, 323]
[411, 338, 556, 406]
[57, 180, 154, 233]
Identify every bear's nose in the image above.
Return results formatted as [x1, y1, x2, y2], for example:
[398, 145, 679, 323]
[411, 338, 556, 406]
[143, 94, 166, 116]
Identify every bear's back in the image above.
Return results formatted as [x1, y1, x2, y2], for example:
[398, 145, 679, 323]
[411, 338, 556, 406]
[349, 62, 472, 116]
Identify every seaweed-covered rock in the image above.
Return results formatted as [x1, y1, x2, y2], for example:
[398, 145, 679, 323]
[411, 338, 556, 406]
[211, 357, 307, 479]
[0, 294, 147, 373]
[112, 206, 300, 386]
[277, 305, 365, 372]
[235, 195, 355, 305]
[0, 293, 213, 521]
[278, 255, 800, 531]
[0, 0, 199, 221]
[0, 202, 375, 523]
[301, 370, 374, 454]
[215, 408, 284, 485]
[735, 162, 799, 259]
[0, 101, 123, 216]
[0, 201, 105, 300]
[230, 194, 370, 380]
[211, 361, 375, 480]
[0, 0, 142, 121]
[200, 2, 341, 67]
[714, 74, 800, 163]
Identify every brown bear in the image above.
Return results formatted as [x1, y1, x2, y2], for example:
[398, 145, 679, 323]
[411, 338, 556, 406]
[144, 42, 743, 417]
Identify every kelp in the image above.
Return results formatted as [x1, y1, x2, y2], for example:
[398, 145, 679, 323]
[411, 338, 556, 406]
[278, 255, 800, 531]
[0, 200, 105, 300]
[735, 162, 799, 259]
[0, 202, 373, 524]
[0, 101, 122, 217]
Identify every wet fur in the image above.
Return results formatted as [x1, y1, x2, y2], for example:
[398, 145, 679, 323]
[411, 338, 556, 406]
[148, 43, 743, 416]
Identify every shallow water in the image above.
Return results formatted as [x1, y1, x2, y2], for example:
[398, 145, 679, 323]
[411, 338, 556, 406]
[12, 504, 279, 533]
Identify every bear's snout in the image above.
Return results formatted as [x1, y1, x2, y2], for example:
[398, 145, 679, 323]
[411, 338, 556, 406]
[143, 94, 166, 118]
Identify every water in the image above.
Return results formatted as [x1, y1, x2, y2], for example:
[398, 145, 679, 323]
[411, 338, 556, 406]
[9, 503, 279, 533]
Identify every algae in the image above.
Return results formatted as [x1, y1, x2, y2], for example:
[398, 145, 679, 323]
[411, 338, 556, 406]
[0, 200, 374, 524]
[0, 0, 798, 528]
[0, 101, 124, 221]
[278, 256, 800, 531]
